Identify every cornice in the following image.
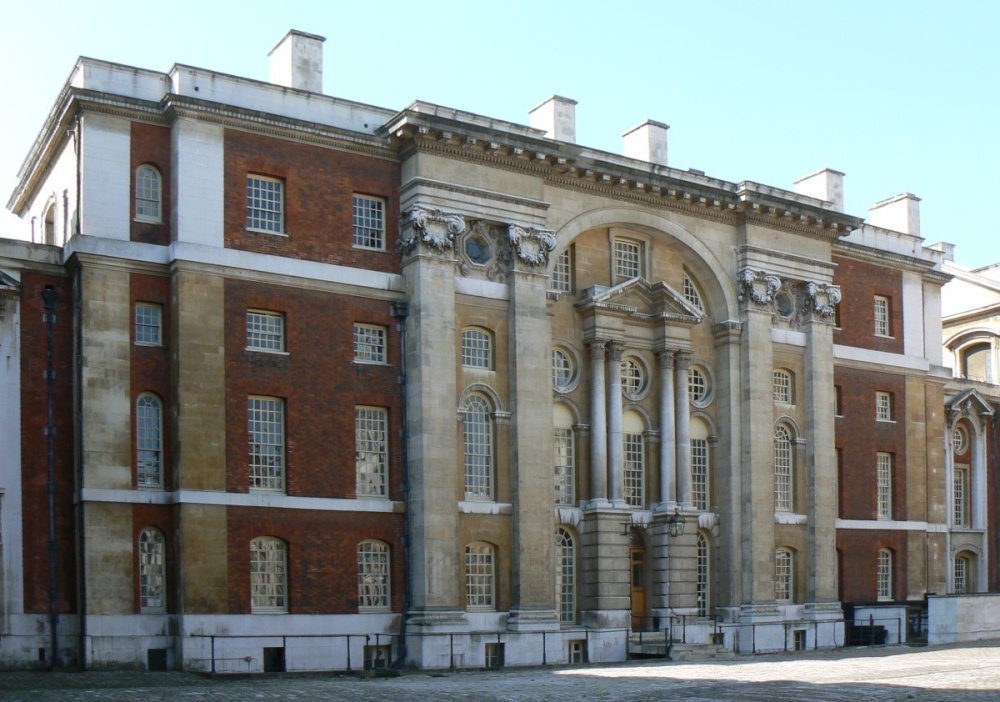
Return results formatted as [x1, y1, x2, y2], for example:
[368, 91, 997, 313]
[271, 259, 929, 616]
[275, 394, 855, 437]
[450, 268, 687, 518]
[833, 239, 951, 281]
[398, 176, 549, 213]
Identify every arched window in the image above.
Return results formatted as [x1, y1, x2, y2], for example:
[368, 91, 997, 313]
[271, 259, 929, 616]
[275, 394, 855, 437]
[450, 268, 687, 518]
[136, 393, 163, 488]
[358, 540, 390, 611]
[623, 410, 646, 508]
[773, 369, 794, 404]
[775, 548, 793, 602]
[42, 203, 56, 245]
[465, 542, 495, 610]
[696, 532, 710, 617]
[553, 404, 575, 506]
[461, 328, 493, 369]
[556, 528, 576, 623]
[464, 395, 494, 500]
[877, 548, 893, 601]
[961, 342, 991, 383]
[138, 527, 166, 612]
[250, 537, 288, 613]
[691, 418, 710, 511]
[774, 425, 793, 512]
[683, 272, 704, 312]
[135, 165, 162, 222]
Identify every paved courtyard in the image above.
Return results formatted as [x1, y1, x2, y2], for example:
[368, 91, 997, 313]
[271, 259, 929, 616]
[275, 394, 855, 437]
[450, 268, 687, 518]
[3, 642, 1000, 701]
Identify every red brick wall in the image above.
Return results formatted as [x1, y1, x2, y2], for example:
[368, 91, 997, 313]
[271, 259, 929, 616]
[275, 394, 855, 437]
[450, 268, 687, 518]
[832, 254, 904, 354]
[838, 530, 907, 603]
[130, 274, 173, 488]
[19, 272, 76, 613]
[226, 508, 405, 614]
[835, 367, 907, 521]
[130, 122, 171, 246]
[223, 280, 402, 499]
[223, 129, 400, 270]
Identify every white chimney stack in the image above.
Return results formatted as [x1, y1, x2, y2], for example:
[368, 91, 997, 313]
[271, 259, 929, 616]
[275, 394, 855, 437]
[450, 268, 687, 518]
[793, 168, 845, 212]
[869, 192, 921, 236]
[529, 96, 577, 143]
[623, 120, 669, 167]
[269, 30, 326, 93]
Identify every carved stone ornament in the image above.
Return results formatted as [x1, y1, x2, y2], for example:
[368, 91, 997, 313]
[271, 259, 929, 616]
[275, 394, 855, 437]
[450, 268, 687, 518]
[506, 224, 556, 268]
[805, 281, 842, 319]
[736, 268, 781, 306]
[398, 206, 466, 256]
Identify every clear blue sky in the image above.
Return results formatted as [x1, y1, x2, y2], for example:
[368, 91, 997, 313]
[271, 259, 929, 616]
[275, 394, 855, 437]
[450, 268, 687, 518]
[2, 0, 997, 266]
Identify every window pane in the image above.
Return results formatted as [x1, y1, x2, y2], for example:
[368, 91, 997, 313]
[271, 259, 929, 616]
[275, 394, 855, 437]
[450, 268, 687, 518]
[353, 195, 385, 250]
[358, 541, 390, 610]
[624, 432, 644, 508]
[877, 453, 892, 519]
[462, 329, 492, 369]
[353, 323, 386, 364]
[614, 239, 641, 279]
[683, 274, 704, 311]
[135, 303, 162, 346]
[249, 397, 284, 491]
[465, 543, 494, 609]
[246, 175, 284, 233]
[692, 438, 708, 511]
[250, 537, 287, 612]
[247, 310, 284, 351]
[136, 166, 161, 221]
[464, 396, 493, 499]
[552, 249, 572, 292]
[773, 370, 791, 404]
[556, 529, 575, 623]
[139, 527, 165, 611]
[774, 427, 792, 511]
[356, 407, 387, 497]
[554, 427, 575, 506]
[552, 349, 574, 391]
[621, 359, 644, 398]
[775, 549, 792, 601]
[136, 394, 162, 488]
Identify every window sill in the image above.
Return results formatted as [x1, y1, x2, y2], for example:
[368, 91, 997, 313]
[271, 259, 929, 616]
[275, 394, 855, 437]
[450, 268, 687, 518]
[250, 609, 289, 615]
[134, 216, 163, 225]
[353, 244, 387, 253]
[135, 341, 163, 348]
[354, 359, 389, 366]
[874, 334, 895, 340]
[459, 500, 512, 515]
[245, 227, 289, 237]
[246, 347, 289, 356]
[875, 419, 896, 424]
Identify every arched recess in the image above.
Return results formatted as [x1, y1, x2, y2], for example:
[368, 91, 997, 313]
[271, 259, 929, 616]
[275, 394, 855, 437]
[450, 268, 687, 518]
[550, 206, 739, 320]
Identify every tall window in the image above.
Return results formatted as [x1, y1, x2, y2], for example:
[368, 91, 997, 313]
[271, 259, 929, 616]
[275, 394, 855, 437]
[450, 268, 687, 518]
[623, 432, 645, 508]
[691, 438, 709, 511]
[877, 548, 892, 601]
[954, 555, 969, 594]
[464, 395, 494, 500]
[773, 370, 793, 404]
[357, 540, 390, 611]
[353, 323, 386, 364]
[246, 310, 285, 352]
[613, 238, 642, 280]
[246, 175, 284, 233]
[554, 427, 575, 506]
[138, 527, 166, 612]
[248, 397, 284, 492]
[462, 328, 493, 369]
[465, 542, 495, 610]
[356, 407, 388, 497]
[136, 394, 163, 488]
[875, 391, 893, 421]
[552, 248, 573, 292]
[874, 295, 890, 337]
[135, 165, 162, 223]
[774, 425, 793, 512]
[877, 452, 892, 520]
[353, 194, 385, 250]
[683, 273, 704, 312]
[556, 529, 576, 623]
[696, 532, 709, 617]
[954, 465, 970, 527]
[135, 302, 163, 346]
[250, 537, 288, 612]
[775, 548, 793, 601]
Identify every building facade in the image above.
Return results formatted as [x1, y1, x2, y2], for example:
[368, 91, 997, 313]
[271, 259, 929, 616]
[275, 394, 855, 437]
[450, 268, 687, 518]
[0, 30, 979, 671]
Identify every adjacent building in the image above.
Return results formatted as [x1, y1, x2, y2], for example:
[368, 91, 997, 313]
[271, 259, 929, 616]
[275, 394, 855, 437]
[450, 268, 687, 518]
[0, 30, 989, 671]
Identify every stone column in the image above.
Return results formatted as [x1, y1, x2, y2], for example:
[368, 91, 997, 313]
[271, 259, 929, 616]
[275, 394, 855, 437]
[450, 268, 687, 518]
[657, 350, 677, 507]
[675, 351, 693, 508]
[607, 342, 626, 507]
[588, 341, 610, 506]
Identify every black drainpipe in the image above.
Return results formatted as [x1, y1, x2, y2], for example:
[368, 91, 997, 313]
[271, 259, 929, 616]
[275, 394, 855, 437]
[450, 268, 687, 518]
[41, 285, 60, 668]
[390, 300, 410, 667]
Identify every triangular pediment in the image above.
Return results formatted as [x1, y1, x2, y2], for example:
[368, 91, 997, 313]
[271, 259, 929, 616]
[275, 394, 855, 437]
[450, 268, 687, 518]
[575, 277, 704, 325]
[947, 387, 994, 418]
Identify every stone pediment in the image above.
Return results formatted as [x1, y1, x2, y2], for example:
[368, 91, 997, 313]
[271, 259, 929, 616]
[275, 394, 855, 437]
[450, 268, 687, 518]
[947, 388, 994, 419]
[575, 277, 704, 326]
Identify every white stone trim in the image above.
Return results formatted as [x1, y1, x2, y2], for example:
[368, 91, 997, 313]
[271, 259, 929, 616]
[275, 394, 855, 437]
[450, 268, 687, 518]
[836, 518, 947, 532]
[80, 488, 403, 513]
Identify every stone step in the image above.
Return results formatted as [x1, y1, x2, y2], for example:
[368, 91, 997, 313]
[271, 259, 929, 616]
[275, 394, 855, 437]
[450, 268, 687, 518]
[668, 643, 735, 661]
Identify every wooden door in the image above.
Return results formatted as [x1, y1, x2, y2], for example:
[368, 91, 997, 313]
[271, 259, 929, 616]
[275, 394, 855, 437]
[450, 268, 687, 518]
[630, 545, 646, 630]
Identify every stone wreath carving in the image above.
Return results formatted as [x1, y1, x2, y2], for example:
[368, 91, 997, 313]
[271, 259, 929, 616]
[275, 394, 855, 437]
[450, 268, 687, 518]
[506, 224, 556, 268]
[736, 268, 781, 305]
[805, 282, 842, 319]
[398, 205, 466, 256]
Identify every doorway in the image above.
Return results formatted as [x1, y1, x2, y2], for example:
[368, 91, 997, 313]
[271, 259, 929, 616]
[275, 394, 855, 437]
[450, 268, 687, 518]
[630, 543, 647, 630]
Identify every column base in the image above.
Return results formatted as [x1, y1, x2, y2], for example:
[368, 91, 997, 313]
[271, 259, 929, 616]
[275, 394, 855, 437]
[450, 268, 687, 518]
[405, 608, 468, 632]
[585, 498, 613, 509]
[507, 608, 559, 631]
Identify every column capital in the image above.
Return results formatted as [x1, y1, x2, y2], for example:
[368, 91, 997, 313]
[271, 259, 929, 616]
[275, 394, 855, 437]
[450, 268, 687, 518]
[737, 268, 781, 306]
[656, 348, 676, 370]
[801, 281, 842, 322]
[588, 340, 608, 360]
[606, 341, 624, 362]
[674, 350, 692, 370]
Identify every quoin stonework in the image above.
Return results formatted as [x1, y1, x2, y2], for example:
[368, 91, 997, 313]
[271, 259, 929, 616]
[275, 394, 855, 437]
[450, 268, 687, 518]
[1, 29, 999, 672]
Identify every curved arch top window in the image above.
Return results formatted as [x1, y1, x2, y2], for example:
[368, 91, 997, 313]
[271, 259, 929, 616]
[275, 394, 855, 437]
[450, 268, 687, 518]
[552, 349, 574, 391]
[138, 527, 166, 612]
[696, 533, 709, 617]
[775, 548, 793, 601]
[464, 395, 494, 500]
[357, 540, 390, 611]
[556, 529, 576, 623]
[961, 342, 991, 382]
[773, 370, 793, 404]
[554, 426, 575, 506]
[774, 426, 792, 512]
[688, 367, 709, 404]
[954, 555, 968, 594]
[683, 274, 703, 312]
[462, 329, 492, 369]
[953, 425, 969, 455]
[877, 549, 892, 601]
[250, 536, 288, 612]
[135, 165, 162, 222]
[465, 542, 495, 610]
[136, 394, 163, 488]
[621, 359, 645, 398]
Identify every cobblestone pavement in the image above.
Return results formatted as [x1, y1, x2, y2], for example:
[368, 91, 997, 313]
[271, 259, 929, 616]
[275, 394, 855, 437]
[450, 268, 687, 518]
[3, 642, 1000, 701]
